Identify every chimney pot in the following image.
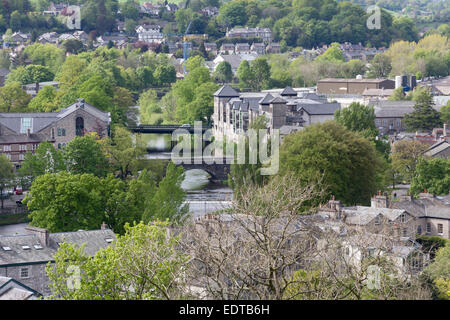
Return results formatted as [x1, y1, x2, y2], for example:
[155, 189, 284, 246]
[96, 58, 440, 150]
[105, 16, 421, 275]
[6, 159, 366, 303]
[25, 226, 49, 247]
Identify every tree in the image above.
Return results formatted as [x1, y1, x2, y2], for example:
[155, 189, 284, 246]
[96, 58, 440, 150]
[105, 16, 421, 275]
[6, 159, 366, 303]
[18, 141, 65, 185]
[334, 102, 377, 136]
[390, 140, 429, 184]
[61, 39, 85, 55]
[153, 65, 176, 86]
[0, 154, 14, 209]
[46, 221, 189, 300]
[316, 43, 345, 63]
[279, 121, 384, 206]
[25, 172, 106, 232]
[410, 158, 450, 196]
[143, 162, 189, 225]
[236, 60, 255, 90]
[213, 61, 232, 83]
[64, 134, 109, 177]
[426, 242, 450, 300]
[368, 54, 392, 78]
[7, 65, 54, 85]
[0, 82, 31, 112]
[441, 101, 450, 125]
[217, 0, 247, 28]
[28, 86, 59, 112]
[404, 88, 442, 132]
[101, 126, 146, 180]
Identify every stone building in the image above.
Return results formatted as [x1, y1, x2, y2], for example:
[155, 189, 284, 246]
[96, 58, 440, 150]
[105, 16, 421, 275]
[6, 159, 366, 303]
[213, 85, 340, 142]
[0, 226, 116, 296]
[317, 78, 395, 95]
[0, 99, 110, 169]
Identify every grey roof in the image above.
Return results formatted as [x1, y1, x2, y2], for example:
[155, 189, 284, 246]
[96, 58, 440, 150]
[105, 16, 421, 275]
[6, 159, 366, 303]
[391, 198, 450, 219]
[0, 277, 38, 300]
[0, 229, 116, 266]
[214, 85, 239, 98]
[344, 207, 406, 225]
[269, 96, 286, 104]
[299, 103, 340, 115]
[0, 99, 110, 134]
[0, 133, 51, 144]
[280, 87, 297, 97]
[374, 106, 414, 118]
[424, 140, 450, 157]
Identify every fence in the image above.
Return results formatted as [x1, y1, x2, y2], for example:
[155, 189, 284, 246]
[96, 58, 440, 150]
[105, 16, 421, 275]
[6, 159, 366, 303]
[0, 206, 29, 216]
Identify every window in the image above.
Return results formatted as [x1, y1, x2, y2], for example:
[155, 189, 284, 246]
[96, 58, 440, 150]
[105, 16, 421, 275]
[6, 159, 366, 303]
[417, 225, 422, 235]
[396, 119, 401, 128]
[375, 215, 381, 225]
[19, 154, 24, 161]
[402, 228, 408, 237]
[382, 119, 387, 126]
[426, 223, 431, 234]
[57, 128, 61, 136]
[20, 145, 26, 151]
[20, 267, 29, 279]
[32, 144, 38, 151]
[58, 143, 61, 149]
[20, 118, 32, 134]
[5, 154, 10, 160]
[3, 145, 11, 152]
[62, 128, 66, 136]
[400, 213, 407, 223]
[375, 119, 381, 126]
[76, 117, 84, 136]
[438, 224, 443, 235]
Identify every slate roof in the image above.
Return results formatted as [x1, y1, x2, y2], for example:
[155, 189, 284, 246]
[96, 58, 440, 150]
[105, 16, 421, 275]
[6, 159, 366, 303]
[424, 140, 450, 158]
[280, 87, 297, 97]
[258, 93, 274, 105]
[391, 197, 450, 219]
[269, 96, 286, 104]
[0, 99, 110, 134]
[344, 207, 406, 226]
[0, 229, 116, 266]
[299, 103, 341, 115]
[214, 85, 239, 98]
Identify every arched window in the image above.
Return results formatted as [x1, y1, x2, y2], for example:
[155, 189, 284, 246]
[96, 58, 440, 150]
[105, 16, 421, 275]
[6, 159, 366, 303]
[76, 117, 84, 136]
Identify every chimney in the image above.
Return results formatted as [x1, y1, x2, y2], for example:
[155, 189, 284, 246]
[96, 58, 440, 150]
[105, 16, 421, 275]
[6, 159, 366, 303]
[25, 226, 49, 247]
[371, 192, 388, 208]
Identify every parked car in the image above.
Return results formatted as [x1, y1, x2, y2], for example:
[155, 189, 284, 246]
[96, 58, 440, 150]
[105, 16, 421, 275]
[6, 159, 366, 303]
[15, 187, 23, 195]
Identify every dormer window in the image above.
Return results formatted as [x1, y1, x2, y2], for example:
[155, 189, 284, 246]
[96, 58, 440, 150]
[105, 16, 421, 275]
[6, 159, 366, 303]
[20, 118, 32, 134]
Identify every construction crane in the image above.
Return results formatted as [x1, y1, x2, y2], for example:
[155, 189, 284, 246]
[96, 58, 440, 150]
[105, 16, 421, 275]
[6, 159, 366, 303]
[183, 21, 193, 74]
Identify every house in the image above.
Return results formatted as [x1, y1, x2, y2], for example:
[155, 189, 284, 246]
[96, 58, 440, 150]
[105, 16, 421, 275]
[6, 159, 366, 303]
[38, 32, 59, 44]
[266, 43, 281, 54]
[165, 3, 179, 12]
[212, 54, 258, 75]
[219, 43, 235, 55]
[4, 32, 31, 46]
[226, 27, 272, 43]
[200, 6, 219, 17]
[58, 33, 76, 44]
[143, 2, 161, 16]
[0, 98, 111, 169]
[234, 43, 250, 54]
[213, 85, 340, 142]
[203, 42, 217, 55]
[391, 193, 450, 239]
[0, 226, 116, 296]
[136, 25, 164, 44]
[317, 78, 395, 95]
[424, 138, 450, 159]
[0, 276, 40, 300]
[73, 31, 89, 43]
[22, 81, 60, 97]
[250, 43, 266, 55]
[362, 88, 395, 103]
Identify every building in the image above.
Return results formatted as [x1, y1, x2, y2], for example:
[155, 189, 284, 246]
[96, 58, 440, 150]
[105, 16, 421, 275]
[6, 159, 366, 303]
[212, 54, 258, 74]
[250, 43, 266, 55]
[0, 99, 111, 169]
[234, 43, 250, 54]
[213, 85, 340, 142]
[318, 78, 395, 95]
[203, 42, 217, 55]
[136, 25, 164, 44]
[38, 32, 59, 44]
[0, 276, 40, 300]
[219, 43, 235, 55]
[391, 193, 450, 239]
[266, 43, 281, 54]
[424, 139, 450, 159]
[0, 226, 116, 296]
[200, 6, 219, 17]
[226, 27, 272, 43]
[362, 88, 395, 103]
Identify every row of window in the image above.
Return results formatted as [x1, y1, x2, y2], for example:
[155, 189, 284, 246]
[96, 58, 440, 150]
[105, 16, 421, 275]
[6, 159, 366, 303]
[0, 144, 39, 152]
[418, 223, 444, 235]
[375, 119, 402, 128]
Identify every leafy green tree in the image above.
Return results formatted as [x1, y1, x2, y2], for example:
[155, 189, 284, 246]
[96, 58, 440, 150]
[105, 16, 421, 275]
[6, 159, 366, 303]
[391, 140, 429, 184]
[217, 0, 247, 28]
[404, 88, 442, 132]
[441, 101, 450, 125]
[7, 65, 54, 85]
[236, 60, 255, 90]
[28, 86, 59, 112]
[0, 82, 31, 112]
[0, 154, 14, 209]
[61, 39, 85, 55]
[426, 242, 450, 300]
[368, 53, 392, 78]
[18, 141, 65, 184]
[25, 172, 106, 232]
[46, 221, 189, 300]
[101, 126, 146, 180]
[316, 43, 345, 63]
[279, 121, 383, 206]
[213, 61, 233, 83]
[143, 162, 189, 224]
[334, 102, 377, 136]
[410, 158, 450, 196]
[153, 65, 176, 86]
[64, 134, 110, 177]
